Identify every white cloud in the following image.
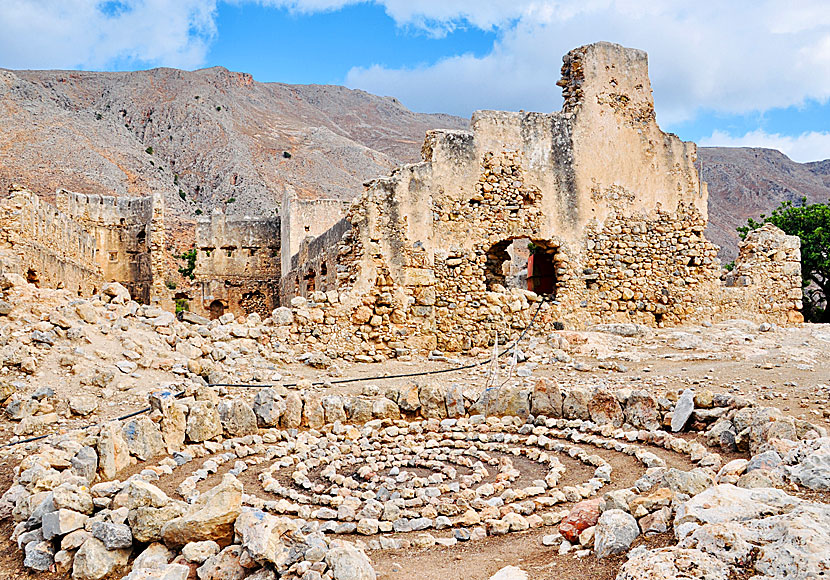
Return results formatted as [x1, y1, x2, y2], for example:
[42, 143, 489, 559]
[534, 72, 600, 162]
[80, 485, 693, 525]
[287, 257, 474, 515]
[699, 130, 830, 163]
[343, 0, 830, 124]
[2, 0, 829, 135]
[0, 0, 217, 70]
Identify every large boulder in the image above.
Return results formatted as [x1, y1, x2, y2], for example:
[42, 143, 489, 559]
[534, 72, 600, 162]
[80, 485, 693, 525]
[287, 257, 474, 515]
[72, 537, 131, 580]
[281, 392, 303, 429]
[218, 399, 258, 437]
[617, 547, 730, 580]
[233, 508, 298, 566]
[562, 388, 590, 420]
[588, 389, 624, 427]
[594, 509, 639, 558]
[185, 401, 221, 443]
[559, 498, 600, 542]
[419, 383, 447, 420]
[325, 544, 376, 580]
[676, 484, 830, 579]
[253, 389, 285, 428]
[97, 421, 131, 479]
[161, 474, 243, 547]
[149, 391, 187, 453]
[530, 378, 563, 418]
[122, 417, 165, 461]
[624, 390, 661, 430]
[671, 388, 695, 432]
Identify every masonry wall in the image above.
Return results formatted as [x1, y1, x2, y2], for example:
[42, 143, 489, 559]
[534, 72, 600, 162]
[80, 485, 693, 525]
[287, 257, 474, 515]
[276, 42, 802, 356]
[194, 210, 280, 319]
[56, 189, 154, 303]
[0, 187, 102, 295]
[280, 189, 350, 276]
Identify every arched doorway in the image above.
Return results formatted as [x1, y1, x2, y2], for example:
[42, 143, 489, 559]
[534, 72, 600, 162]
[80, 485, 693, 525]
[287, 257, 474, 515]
[26, 268, 39, 287]
[209, 299, 226, 320]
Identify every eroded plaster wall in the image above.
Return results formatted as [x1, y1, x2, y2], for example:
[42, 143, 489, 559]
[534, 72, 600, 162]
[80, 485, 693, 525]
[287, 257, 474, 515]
[194, 210, 280, 318]
[276, 41, 802, 356]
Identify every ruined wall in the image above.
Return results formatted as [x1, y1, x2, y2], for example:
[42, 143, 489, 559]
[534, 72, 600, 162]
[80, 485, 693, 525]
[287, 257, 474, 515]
[280, 189, 350, 276]
[0, 186, 102, 295]
[720, 224, 804, 323]
[194, 210, 280, 319]
[56, 189, 154, 303]
[276, 42, 802, 355]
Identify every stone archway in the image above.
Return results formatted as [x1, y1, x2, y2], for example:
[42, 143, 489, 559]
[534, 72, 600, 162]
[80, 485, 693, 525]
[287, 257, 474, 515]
[209, 299, 226, 320]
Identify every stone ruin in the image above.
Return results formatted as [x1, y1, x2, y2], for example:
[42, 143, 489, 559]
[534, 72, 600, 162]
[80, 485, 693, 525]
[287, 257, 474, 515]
[4, 360, 830, 579]
[0, 42, 805, 347]
[277, 41, 804, 356]
[0, 185, 166, 305]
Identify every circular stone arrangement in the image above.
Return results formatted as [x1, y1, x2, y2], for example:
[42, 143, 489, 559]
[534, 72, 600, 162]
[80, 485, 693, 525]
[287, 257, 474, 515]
[158, 414, 703, 551]
[9, 380, 828, 580]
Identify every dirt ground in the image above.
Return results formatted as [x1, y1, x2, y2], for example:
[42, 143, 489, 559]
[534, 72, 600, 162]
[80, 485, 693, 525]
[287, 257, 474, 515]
[0, 320, 829, 579]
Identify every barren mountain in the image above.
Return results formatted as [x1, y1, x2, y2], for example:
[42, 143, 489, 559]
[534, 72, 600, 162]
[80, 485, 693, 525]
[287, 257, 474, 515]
[0, 66, 468, 222]
[1, 65, 828, 260]
[699, 147, 830, 259]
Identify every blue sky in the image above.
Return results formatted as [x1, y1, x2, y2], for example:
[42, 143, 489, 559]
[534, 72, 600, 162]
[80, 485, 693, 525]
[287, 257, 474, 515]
[1, 1, 829, 161]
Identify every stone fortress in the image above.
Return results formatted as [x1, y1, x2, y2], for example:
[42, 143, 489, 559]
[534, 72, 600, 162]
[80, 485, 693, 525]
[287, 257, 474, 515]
[0, 42, 803, 353]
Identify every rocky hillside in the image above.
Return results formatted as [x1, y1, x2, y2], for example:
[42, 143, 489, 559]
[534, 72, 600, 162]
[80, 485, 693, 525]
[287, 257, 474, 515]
[1, 65, 828, 260]
[699, 147, 830, 259]
[0, 66, 468, 221]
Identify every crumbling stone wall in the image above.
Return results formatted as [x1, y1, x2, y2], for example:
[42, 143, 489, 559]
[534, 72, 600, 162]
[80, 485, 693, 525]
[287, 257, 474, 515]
[721, 224, 803, 323]
[0, 185, 164, 303]
[276, 42, 802, 356]
[56, 188, 155, 303]
[280, 188, 350, 276]
[194, 210, 280, 319]
[0, 186, 102, 295]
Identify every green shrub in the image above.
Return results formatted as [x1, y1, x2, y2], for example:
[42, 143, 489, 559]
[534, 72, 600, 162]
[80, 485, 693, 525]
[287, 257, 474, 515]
[145, 146, 153, 154]
[175, 248, 198, 280]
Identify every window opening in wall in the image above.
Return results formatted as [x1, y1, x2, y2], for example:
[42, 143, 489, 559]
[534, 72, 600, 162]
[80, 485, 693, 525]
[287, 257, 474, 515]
[304, 269, 316, 293]
[26, 269, 39, 288]
[320, 262, 328, 289]
[108, 251, 118, 262]
[209, 299, 226, 319]
[483, 239, 560, 298]
[137, 229, 146, 243]
[527, 244, 557, 296]
[304, 225, 310, 232]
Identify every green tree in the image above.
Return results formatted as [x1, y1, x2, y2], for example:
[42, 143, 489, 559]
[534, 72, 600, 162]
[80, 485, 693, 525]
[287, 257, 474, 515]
[739, 198, 830, 322]
[175, 248, 198, 280]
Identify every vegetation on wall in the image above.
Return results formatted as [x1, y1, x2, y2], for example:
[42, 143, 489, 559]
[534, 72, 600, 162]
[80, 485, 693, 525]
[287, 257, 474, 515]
[740, 198, 830, 322]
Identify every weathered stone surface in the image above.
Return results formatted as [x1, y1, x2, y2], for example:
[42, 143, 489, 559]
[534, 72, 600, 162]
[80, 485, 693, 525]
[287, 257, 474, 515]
[97, 421, 131, 479]
[233, 508, 298, 566]
[24, 540, 55, 571]
[185, 401, 221, 443]
[530, 378, 563, 418]
[70, 446, 99, 483]
[196, 545, 248, 580]
[559, 498, 600, 542]
[90, 521, 132, 550]
[181, 540, 219, 564]
[281, 392, 303, 429]
[161, 474, 242, 547]
[218, 399, 258, 437]
[70, 395, 99, 416]
[594, 509, 639, 558]
[253, 389, 285, 428]
[588, 389, 624, 427]
[617, 547, 730, 580]
[325, 544, 376, 580]
[122, 417, 165, 461]
[132, 542, 175, 570]
[122, 563, 190, 580]
[787, 437, 830, 490]
[42, 508, 88, 539]
[149, 392, 187, 453]
[419, 383, 447, 420]
[624, 390, 661, 430]
[302, 393, 325, 429]
[562, 388, 590, 420]
[72, 537, 130, 580]
[671, 388, 695, 432]
[322, 395, 348, 423]
[676, 484, 830, 579]
[53, 482, 94, 514]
